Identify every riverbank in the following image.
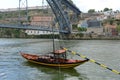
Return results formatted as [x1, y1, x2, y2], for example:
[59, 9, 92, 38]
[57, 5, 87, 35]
[65, 37, 120, 40]
[1, 35, 120, 40]
[1, 29, 120, 40]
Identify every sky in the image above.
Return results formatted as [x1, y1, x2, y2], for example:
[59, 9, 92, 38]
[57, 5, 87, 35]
[0, 0, 120, 12]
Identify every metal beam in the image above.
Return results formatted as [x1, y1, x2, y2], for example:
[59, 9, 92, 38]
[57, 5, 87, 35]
[46, 0, 72, 34]
[0, 0, 81, 34]
[61, 0, 81, 15]
[0, 24, 68, 33]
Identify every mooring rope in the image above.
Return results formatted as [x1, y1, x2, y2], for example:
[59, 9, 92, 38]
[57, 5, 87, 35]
[63, 47, 120, 75]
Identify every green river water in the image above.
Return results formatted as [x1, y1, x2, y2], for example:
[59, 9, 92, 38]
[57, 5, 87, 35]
[0, 38, 120, 80]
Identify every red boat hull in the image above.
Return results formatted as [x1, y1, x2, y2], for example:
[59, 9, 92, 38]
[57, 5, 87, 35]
[21, 52, 88, 68]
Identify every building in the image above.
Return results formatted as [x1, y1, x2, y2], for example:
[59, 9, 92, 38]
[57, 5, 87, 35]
[25, 15, 54, 35]
[115, 13, 120, 19]
[30, 15, 53, 26]
[79, 19, 103, 36]
[25, 30, 53, 35]
[87, 20, 101, 27]
[104, 24, 118, 36]
[87, 27, 103, 35]
[79, 20, 88, 28]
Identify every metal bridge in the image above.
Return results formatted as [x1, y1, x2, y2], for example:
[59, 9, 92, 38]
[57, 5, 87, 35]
[0, 0, 81, 34]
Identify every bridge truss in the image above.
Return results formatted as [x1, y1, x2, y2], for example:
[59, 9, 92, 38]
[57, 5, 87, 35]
[0, 0, 81, 34]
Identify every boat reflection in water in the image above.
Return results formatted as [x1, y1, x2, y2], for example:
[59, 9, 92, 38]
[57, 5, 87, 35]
[23, 62, 89, 80]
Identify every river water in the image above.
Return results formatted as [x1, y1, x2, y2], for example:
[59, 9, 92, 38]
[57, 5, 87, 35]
[0, 38, 120, 80]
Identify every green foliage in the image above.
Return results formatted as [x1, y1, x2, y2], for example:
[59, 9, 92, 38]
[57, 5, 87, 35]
[77, 27, 87, 32]
[0, 28, 26, 38]
[88, 9, 95, 13]
[76, 33, 84, 37]
[103, 8, 112, 12]
[109, 19, 114, 25]
[117, 22, 120, 25]
[103, 19, 115, 25]
[12, 29, 20, 38]
[104, 8, 109, 11]
[72, 24, 78, 29]
[20, 10, 27, 15]
[27, 16, 31, 22]
[0, 15, 2, 19]
[116, 25, 120, 32]
[116, 19, 120, 25]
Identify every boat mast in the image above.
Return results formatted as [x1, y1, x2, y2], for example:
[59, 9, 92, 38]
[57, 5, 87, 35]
[52, 25, 55, 53]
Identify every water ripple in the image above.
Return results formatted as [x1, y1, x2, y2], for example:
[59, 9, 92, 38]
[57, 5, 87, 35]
[0, 39, 120, 80]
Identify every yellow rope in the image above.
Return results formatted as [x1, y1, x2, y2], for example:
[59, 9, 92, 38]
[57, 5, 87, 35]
[63, 47, 120, 75]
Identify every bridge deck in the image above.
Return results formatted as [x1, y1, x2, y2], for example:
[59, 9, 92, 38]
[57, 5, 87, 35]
[0, 24, 68, 33]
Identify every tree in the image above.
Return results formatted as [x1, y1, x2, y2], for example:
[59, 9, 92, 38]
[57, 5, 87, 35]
[72, 24, 78, 30]
[88, 9, 95, 13]
[109, 8, 113, 11]
[117, 21, 120, 25]
[104, 8, 109, 11]
[103, 8, 112, 12]
[116, 25, 120, 33]
[77, 27, 87, 32]
[109, 19, 114, 25]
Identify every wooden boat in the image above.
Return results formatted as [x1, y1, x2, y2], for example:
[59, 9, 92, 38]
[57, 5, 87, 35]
[20, 18, 88, 68]
[21, 49, 88, 68]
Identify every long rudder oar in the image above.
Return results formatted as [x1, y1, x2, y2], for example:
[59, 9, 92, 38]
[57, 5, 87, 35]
[63, 47, 120, 75]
